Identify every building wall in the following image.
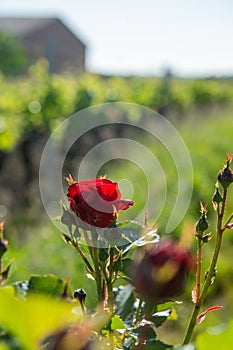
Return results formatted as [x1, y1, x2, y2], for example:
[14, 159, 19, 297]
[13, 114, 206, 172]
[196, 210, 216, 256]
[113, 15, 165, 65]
[22, 19, 85, 73]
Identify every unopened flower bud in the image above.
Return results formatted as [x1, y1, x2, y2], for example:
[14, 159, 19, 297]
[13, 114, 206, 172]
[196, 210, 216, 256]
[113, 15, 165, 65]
[212, 186, 222, 204]
[218, 167, 233, 189]
[217, 155, 233, 189]
[74, 288, 86, 303]
[196, 202, 209, 237]
[0, 239, 8, 259]
[196, 217, 209, 234]
[131, 239, 193, 302]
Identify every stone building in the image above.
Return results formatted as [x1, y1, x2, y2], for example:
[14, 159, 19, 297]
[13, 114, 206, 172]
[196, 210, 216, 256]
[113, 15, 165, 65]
[0, 17, 86, 73]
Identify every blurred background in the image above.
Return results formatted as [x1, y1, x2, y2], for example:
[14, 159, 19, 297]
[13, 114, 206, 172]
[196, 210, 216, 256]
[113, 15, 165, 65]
[0, 0, 232, 345]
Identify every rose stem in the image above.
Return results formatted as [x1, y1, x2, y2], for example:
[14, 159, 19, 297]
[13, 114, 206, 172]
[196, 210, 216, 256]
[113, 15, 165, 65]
[0, 225, 3, 275]
[91, 231, 104, 307]
[183, 188, 227, 344]
[73, 241, 95, 275]
[222, 212, 233, 230]
[196, 238, 203, 305]
[107, 247, 115, 314]
[135, 299, 143, 323]
[83, 229, 96, 272]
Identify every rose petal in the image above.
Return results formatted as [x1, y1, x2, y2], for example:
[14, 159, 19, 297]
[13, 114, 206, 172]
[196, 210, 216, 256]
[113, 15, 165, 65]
[114, 200, 135, 211]
[96, 179, 120, 201]
[67, 178, 134, 228]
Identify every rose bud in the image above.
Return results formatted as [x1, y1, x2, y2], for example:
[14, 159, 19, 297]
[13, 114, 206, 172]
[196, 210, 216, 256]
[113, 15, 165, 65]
[0, 239, 7, 259]
[132, 239, 193, 303]
[217, 154, 233, 189]
[74, 288, 86, 303]
[67, 178, 134, 228]
[218, 167, 233, 189]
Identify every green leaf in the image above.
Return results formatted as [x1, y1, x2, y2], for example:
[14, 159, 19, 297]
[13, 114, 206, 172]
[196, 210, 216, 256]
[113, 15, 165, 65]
[142, 340, 173, 349]
[116, 258, 133, 278]
[129, 319, 173, 349]
[174, 345, 195, 350]
[115, 285, 135, 319]
[110, 315, 126, 331]
[123, 336, 135, 349]
[157, 301, 182, 312]
[124, 336, 135, 349]
[133, 319, 156, 333]
[0, 329, 21, 350]
[99, 247, 109, 262]
[13, 281, 29, 298]
[117, 222, 159, 255]
[0, 288, 82, 350]
[151, 309, 172, 327]
[0, 344, 11, 350]
[115, 221, 144, 249]
[0, 285, 15, 298]
[28, 274, 66, 297]
[102, 314, 126, 334]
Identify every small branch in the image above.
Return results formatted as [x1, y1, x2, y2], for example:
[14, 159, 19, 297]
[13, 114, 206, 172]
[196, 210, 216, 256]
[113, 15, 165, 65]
[107, 247, 115, 314]
[183, 189, 227, 344]
[222, 212, 233, 231]
[196, 239, 203, 305]
[135, 299, 143, 323]
[91, 232, 104, 306]
[73, 241, 95, 275]
[83, 229, 92, 248]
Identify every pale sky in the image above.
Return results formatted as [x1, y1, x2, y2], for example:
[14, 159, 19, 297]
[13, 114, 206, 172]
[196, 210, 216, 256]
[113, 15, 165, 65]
[0, 0, 232, 76]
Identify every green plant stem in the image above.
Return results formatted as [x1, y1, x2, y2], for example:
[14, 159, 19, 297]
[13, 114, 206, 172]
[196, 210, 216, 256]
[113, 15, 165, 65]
[93, 247, 103, 304]
[183, 189, 227, 344]
[135, 299, 143, 323]
[107, 247, 115, 314]
[196, 239, 203, 304]
[222, 212, 233, 230]
[91, 232, 104, 306]
[73, 241, 95, 275]
[79, 299, 86, 316]
[0, 260, 2, 284]
[83, 229, 92, 248]
[83, 229, 96, 268]
[107, 249, 115, 350]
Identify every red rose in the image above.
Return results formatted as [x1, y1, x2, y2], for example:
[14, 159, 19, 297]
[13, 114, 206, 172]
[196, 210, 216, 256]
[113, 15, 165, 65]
[67, 178, 134, 228]
[132, 239, 193, 302]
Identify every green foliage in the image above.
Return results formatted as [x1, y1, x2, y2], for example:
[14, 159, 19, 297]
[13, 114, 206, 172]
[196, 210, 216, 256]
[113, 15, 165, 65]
[115, 285, 135, 319]
[109, 314, 126, 331]
[0, 286, 82, 350]
[196, 319, 233, 350]
[0, 62, 232, 155]
[27, 274, 67, 297]
[118, 223, 159, 254]
[1, 63, 233, 348]
[0, 32, 27, 76]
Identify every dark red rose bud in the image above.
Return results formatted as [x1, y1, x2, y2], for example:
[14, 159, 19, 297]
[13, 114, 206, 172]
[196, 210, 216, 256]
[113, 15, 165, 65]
[217, 155, 233, 189]
[196, 202, 209, 239]
[67, 178, 134, 228]
[218, 167, 233, 189]
[74, 288, 86, 315]
[196, 215, 209, 235]
[74, 288, 86, 303]
[132, 240, 193, 303]
[212, 186, 222, 204]
[0, 239, 8, 259]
